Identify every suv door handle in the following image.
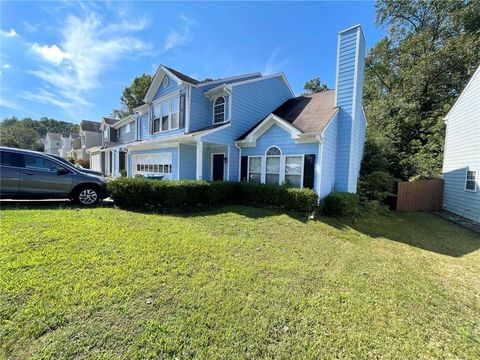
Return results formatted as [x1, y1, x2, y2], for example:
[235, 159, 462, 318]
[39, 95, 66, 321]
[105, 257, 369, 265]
[24, 172, 35, 175]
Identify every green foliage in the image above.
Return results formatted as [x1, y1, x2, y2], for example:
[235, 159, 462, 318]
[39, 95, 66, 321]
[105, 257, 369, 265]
[303, 77, 329, 95]
[107, 179, 318, 213]
[112, 74, 153, 119]
[358, 171, 396, 202]
[322, 192, 359, 217]
[119, 168, 127, 177]
[0, 117, 78, 151]
[362, 0, 480, 180]
[76, 159, 90, 169]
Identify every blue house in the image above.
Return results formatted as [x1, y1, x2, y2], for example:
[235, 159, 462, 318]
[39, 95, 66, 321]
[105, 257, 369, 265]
[100, 25, 367, 199]
[442, 64, 480, 223]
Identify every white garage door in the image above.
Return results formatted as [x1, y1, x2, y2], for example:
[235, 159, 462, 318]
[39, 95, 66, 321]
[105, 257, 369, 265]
[132, 153, 173, 179]
[91, 153, 101, 172]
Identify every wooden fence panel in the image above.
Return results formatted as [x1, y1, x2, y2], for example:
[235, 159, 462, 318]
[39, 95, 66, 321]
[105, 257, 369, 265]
[396, 179, 444, 212]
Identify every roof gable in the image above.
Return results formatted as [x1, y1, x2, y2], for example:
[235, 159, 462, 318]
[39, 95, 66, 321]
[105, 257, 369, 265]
[80, 120, 101, 133]
[445, 64, 480, 120]
[144, 65, 199, 103]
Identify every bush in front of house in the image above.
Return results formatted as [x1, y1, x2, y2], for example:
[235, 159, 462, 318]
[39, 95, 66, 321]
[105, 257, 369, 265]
[322, 192, 359, 217]
[107, 178, 318, 213]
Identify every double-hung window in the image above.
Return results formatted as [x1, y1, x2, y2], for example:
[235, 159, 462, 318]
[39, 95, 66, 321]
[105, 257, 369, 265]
[285, 156, 302, 188]
[153, 96, 180, 133]
[465, 170, 477, 192]
[248, 157, 262, 183]
[213, 97, 226, 124]
[265, 146, 281, 185]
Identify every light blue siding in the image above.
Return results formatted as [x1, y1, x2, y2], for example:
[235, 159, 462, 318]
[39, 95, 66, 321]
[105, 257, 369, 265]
[241, 124, 319, 191]
[202, 145, 228, 181]
[128, 147, 179, 180]
[335, 26, 365, 193]
[442, 66, 480, 222]
[203, 76, 293, 181]
[153, 74, 182, 100]
[178, 143, 196, 180]
[189, 92, 230, 132]
[320, 114, 338, 198]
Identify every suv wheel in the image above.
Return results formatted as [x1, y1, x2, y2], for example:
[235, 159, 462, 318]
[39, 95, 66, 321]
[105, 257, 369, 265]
[75, 187, 99, 205]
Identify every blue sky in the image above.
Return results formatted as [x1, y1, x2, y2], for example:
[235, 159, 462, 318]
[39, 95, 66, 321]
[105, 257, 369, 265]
[0, 1, 383, 124]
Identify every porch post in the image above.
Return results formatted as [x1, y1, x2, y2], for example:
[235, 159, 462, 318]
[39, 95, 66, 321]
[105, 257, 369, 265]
[196, 140, 203, 180]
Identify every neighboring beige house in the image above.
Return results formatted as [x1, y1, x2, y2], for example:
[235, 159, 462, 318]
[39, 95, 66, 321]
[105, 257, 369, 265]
[77, 120, 102, 161]
[59, 132, 78, 158]
[44, 132, 62, 155]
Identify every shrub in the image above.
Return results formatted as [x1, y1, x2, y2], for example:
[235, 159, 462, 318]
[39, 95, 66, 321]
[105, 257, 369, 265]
[76, 158, 90, 169]
[107, 178, 318, 213]
[120, 169, 127, 177]
[322, 192, 359, 217]
[358, 171, 396, 202]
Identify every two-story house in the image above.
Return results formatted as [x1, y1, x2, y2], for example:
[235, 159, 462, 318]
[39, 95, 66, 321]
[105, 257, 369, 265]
[442, 64, 480, 223]
[76, 120, 102, 162]
[105, 25, 367, 198]
[44, 132, 62, 155]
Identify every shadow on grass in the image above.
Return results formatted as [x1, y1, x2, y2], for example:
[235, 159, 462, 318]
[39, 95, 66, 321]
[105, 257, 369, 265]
[318, 211, 480, 257]
[0, 199, 114, 211]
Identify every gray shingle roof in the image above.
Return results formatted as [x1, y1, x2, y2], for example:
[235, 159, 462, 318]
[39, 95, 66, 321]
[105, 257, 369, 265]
[80, 120, 101, 132]
[237, 90, 338, 140]
[165, 66, 201, 85]
[103, 117, 119, 125]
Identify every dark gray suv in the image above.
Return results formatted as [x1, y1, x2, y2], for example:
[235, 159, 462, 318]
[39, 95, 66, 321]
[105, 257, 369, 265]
[0, 147, 108, 205]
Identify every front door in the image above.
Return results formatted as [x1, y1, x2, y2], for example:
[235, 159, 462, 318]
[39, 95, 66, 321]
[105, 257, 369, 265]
[212, 154, 225, 181]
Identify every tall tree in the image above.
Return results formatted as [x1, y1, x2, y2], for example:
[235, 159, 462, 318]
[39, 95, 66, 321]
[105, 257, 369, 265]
[112, 74, 153, 119]
[363, 0, 480, 180]
[303, 77, 329, 95]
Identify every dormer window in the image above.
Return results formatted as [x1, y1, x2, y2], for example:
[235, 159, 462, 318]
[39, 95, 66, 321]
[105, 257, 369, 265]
[213, 96, 226, 124]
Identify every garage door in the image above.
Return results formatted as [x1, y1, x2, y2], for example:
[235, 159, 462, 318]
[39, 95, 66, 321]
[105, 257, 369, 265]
[91, 153, 101, 172]
[132, 153, 172, 179]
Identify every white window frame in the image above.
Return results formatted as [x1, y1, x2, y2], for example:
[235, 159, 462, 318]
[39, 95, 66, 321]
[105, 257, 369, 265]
[162, 76, 169, 88]
[125, 123, 131, 134]
[247, 156, 262, 183]
[265, 146, 282, 185]
[247, 147, 305, 189]
[465, 169, 478, 192]
[152, 95, 180, 134]
[213, 96, 226, 124]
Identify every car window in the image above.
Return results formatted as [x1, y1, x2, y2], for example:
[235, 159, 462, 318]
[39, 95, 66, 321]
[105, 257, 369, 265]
[22, 154, 61, 171]
[0, 151, 17, 166]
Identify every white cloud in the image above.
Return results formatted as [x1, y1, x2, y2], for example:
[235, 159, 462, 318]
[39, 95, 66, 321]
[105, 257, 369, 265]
[28, 11, 150, 116]
[1, 28, 18, 37]
[263, 47, 291, 75]
[2, 64, 11, 69]
[32, 44, 69, 65]
[162, 15, 196, 52]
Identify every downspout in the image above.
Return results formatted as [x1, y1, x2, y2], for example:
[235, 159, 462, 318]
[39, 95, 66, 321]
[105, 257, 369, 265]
[315, 135, 324, 201]
[234, 141, 242, 182]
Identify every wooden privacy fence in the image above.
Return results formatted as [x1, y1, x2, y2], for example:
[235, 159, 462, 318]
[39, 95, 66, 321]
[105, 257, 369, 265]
[396, 179, 443, 212]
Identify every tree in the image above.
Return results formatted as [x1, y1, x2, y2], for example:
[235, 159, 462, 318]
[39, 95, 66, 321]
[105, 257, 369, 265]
[362, 0, 480, 180]
[0, 117, 78, 151]
[303, 77, 329, 95]
[112, 74, 153, 119]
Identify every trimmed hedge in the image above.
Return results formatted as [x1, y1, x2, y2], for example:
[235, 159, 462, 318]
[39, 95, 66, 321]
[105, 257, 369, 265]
[322, 192, 359, 217]
[107, 178, 318, 213]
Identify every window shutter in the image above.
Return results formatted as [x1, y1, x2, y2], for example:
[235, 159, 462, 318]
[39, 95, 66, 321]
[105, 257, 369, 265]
[148, 105, 153, 134]
[179, 93, 186, 129]
[303, 154, 315, 189]
[240, 156, 248, 181]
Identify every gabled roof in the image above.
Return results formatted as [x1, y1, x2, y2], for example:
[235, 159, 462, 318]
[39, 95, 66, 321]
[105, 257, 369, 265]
[80, 120, 101, 133]
[444, 64, 480, 121]
[237, 90, 338, 140]
[103, 117, 119, 126]
[46, 132, 61, 140]
[164, 66, 200, 85]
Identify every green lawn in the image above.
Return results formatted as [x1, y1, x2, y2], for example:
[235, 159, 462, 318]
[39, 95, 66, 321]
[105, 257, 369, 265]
[1, 204, 479, 359]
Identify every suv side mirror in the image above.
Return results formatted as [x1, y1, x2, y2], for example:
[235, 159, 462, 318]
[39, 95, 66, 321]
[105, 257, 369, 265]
[56, 167, 70, 175]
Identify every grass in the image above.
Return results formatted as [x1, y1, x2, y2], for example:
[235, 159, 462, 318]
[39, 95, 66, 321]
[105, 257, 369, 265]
[1, 204, 479, 359]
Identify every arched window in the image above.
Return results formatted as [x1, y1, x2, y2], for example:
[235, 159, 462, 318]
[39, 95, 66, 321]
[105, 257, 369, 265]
[213, 97, 226, 123]
[265, 146, 281, 184]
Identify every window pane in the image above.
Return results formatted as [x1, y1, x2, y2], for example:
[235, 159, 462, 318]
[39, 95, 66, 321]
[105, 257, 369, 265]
[467, 171, 476, 180]
[249, 157, 261, 173]
[266, 157, 280, 173]
[0, 152, 15, 166]
[23, 155, 59, 171]
[285, 156, 302, 174]
[153, 103, 161, 118]
[153, 119, 160, 133]
[466, 180, 476, 191]
[266, 174, 279, 185]
[162, 101, 169, 116]
[249, 173, 261, 183]
[162, 116, 169, 131]
[171, 113, 179, 129]
[285, 174, 301, 188]
[171, 97, 179, 113]
[266, 147, 281, 156]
